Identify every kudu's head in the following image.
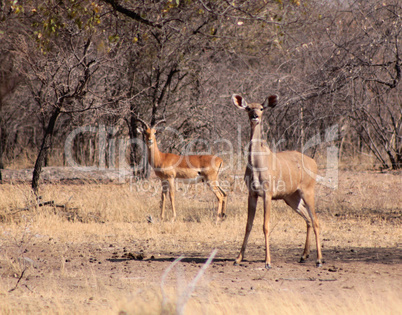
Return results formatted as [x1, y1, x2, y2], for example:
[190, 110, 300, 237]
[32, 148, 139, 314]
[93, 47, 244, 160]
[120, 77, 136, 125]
[136, 118, 166, 148]
[232, 94, 278, 126]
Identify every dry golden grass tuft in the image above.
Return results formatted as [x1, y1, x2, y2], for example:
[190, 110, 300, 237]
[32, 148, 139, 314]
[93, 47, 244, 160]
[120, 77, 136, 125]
[0, 169, 401, 314]
[118, 285, 401, 315]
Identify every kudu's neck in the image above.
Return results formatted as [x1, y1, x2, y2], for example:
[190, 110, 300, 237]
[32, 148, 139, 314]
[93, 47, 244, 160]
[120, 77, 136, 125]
[249, 122, 271, 153]
[248, 120, 273, 177]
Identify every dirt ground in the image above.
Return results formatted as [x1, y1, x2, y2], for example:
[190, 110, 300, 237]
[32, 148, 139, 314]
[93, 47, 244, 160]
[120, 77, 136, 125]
[1, 168, 401, 313]
[17, 236, 402, 290]
[2, 231, 401, 313]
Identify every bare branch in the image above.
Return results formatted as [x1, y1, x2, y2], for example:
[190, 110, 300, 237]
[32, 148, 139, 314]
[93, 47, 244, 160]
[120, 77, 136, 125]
[101, 0, 162, 28]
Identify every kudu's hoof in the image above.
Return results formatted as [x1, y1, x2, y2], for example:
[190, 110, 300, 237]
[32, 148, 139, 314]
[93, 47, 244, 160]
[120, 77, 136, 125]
[299, 254, 309, 263]
[265, 263, 272, 270]
[233, 259, 243, 266]
[216, 214, 227, 224]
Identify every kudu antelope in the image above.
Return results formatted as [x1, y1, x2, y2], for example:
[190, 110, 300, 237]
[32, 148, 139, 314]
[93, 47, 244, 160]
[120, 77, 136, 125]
[232, 94, 322, 269]
[136, 118, 227, 223]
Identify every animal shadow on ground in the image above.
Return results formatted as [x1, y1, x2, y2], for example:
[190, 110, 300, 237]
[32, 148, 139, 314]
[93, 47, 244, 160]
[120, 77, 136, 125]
[105, 246, 401, 266]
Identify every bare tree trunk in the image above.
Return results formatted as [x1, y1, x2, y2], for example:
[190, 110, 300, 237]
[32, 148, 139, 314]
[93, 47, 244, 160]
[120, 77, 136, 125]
[128, 112, 150, 179]
[397, 149, 402, 169]
[32, 105, 61, 194]
[0, 126, 4, 183]
[387, 150, 400, 170]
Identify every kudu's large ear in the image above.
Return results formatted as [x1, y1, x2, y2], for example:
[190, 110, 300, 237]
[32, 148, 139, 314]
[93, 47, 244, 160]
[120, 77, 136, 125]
[262, 95, 278, 110]
[232, 94, 248, 110]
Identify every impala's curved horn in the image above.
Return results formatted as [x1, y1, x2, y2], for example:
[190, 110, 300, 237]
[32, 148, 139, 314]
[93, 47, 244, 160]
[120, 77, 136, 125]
[153, 119, 166, 129]
[136, 117, 150, 130]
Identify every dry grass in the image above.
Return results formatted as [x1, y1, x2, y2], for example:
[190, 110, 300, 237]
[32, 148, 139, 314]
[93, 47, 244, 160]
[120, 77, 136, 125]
[118, 286, 401, 315]
[0, 169, 401, 314]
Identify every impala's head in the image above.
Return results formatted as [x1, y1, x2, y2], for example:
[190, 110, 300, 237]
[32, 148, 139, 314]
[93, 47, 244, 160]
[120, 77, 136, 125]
[232, 94, 278, 126]
[136, 118, 166, 148]
[143, 128, 157, 147]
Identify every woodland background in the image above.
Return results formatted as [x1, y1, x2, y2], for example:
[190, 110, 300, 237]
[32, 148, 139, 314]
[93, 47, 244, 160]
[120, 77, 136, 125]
[0, 3, 401, 313]
[0, 0, 401, 189]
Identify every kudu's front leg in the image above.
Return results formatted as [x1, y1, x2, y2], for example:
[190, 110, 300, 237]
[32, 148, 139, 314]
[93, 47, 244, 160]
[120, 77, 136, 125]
[235, 194, 258, 265]
[263, 194, 272, 269]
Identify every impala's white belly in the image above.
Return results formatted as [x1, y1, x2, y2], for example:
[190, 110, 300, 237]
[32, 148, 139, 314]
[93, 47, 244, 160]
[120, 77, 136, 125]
[175, 176, 205, 184]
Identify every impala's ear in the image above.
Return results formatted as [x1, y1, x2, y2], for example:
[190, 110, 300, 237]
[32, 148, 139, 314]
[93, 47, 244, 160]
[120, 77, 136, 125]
[136, 127, 144, 134]
[262, 95, 278, 110]
[232, 94, 248, 110]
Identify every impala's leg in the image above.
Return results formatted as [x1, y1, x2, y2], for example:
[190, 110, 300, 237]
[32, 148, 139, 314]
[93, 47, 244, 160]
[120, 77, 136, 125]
[302, 191, 322, 267]
[168, 178, 176, 222]
[234, 193, 258, 265]
[263, 194, 272, 269]
[216, 163, 227, 218]
[161, 180, 169, 221]
[209, 182, 225, 223]
[219, 186, 228, 218]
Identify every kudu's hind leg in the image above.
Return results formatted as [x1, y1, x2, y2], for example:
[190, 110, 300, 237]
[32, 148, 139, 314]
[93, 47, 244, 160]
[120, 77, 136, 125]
[284, 191, 317, 265]
[301, 191, 322, 267]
